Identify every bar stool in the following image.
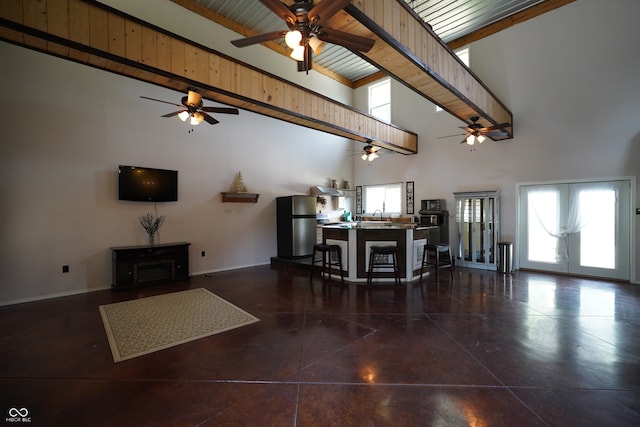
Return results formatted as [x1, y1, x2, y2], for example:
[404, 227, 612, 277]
[367, 246, 401, 286]
[309, 244, 344, 285]
[420, 244, 454, 281]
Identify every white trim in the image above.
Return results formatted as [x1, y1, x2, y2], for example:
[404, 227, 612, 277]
[0, 286, 110, 307]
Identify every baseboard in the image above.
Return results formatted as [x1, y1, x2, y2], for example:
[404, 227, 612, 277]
[0, 285, 111, 307]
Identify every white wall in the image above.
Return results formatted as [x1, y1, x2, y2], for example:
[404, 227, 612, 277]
[354, 0, 639, 279]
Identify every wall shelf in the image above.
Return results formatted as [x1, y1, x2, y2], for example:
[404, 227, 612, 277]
[221, 192, 259, 203]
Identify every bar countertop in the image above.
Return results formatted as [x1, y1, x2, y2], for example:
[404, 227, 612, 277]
[321, 222, 434, 230]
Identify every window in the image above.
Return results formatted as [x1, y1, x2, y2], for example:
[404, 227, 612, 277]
[435, 47, 469, 112]
[364, 183, 402, 215]
[455, 46, 470, 67]
[368, 79, 390, 122]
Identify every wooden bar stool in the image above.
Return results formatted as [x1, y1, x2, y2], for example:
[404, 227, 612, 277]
[367, 246, 401, 286]
[309, 244, 344, 285]
[420, 244, 454, 281]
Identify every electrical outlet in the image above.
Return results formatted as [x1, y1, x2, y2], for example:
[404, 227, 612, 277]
[62, 265, 69, 273]
[201, 251, 206, 257]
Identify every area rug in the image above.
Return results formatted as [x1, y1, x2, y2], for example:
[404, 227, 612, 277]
[99, 288, 259, 362]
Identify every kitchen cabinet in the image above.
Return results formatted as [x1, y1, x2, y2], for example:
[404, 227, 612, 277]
[454, 191, 500, 270]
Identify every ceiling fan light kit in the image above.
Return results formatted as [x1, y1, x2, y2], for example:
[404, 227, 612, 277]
[361, 142, 380, 161]
[440, 116, 510, 148]
[231, 0, 375, 73]
[362, 152, 378, 161]
[140, 87, 239, 128]
[466, 134, 486, 146]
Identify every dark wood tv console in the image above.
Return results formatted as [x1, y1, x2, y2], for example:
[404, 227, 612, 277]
[110, 242, 190, 289]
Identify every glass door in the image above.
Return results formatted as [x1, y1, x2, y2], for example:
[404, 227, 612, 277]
[518, 180, 630, 280]
[455, 191, 499, 270]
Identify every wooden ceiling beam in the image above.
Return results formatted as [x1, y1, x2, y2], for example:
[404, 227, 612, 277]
[341, 0, 512, 137]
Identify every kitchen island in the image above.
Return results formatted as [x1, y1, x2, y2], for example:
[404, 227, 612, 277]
[321, 223, 439, 284]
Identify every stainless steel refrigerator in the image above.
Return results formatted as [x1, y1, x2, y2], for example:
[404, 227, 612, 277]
[276, 195, 317, 258]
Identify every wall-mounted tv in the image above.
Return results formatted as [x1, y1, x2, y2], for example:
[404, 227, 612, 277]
[118, 165, 178, 202]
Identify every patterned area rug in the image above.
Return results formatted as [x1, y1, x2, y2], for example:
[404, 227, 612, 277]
[99, 288, 259, 362]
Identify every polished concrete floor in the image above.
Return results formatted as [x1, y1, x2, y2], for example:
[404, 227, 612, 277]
[1, 265, 639, 426]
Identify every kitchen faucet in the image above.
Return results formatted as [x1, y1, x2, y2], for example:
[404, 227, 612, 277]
[373, 209, 383, 221]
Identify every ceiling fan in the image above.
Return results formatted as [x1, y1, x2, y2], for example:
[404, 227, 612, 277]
[140, 88, 239, 126]
[440, 116, 510, 146]
[361, 141, 381, 161]
[230, 0, 376, 73]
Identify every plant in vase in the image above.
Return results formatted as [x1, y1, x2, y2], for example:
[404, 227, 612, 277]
[139, 212, 165, 246]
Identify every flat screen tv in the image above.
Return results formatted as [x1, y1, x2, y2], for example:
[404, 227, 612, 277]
[118, 165, 178, 202]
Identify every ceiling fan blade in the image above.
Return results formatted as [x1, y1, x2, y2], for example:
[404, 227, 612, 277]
[201, 107, 239, 115]
[317, 28, 375, 52]
[259, 0, 296, 23]
[308, 0, 352, 26]
[459, 126, 474, 133]
[231, 30, 287, 48]
[140, 96, 182, 108]
[438, 133, 466, 139]
[161, 110, 185, 118]
[201, 113, 219, 125]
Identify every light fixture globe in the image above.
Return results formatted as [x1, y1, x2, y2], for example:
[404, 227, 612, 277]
[290, 45, 305, 61]
[308, 36, 324, 53]
[191, 112, 204, 125]
[285, 30, 302, 49]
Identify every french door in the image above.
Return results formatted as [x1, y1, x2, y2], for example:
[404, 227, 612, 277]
[518, 180, 630, 280]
